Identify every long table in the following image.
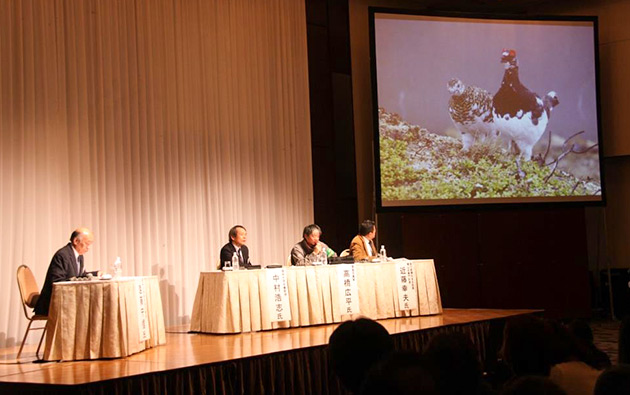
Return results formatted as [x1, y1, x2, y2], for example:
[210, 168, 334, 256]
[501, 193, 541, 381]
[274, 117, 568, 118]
[43, 276, 166, 361]
[190, 259, 442, 334]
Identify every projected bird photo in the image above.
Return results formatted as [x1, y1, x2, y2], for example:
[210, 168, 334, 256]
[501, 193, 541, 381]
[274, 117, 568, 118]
[374, 14, 602, 207]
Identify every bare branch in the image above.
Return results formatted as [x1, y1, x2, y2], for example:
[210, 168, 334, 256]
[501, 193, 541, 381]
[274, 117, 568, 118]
[564, 130, 586, 145]
[543, 130, 598, 183]
[542, 130, 552, 163]
[544, 148, 574, 182]
[410, 145, 426, 159]
[573, 143, 598, 154]
[571, 181, 581, 194]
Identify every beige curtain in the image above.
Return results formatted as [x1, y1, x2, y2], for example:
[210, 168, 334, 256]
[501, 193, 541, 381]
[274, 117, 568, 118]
[0, 0, 312, 348]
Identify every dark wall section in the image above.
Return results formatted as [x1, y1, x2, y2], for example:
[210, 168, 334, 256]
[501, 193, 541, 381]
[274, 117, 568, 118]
[379, 207, 591, 317]
[307, 0, 592, 318]
[306, 0, 359, 253]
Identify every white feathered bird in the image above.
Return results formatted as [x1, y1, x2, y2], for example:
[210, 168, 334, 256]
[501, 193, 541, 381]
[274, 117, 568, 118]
[447, 78, 497, 152]
[492, 49, 559, 161]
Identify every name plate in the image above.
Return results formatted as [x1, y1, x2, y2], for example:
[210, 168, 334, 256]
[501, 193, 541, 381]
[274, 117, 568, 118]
[336, 264, 359, 315]
[135, 279, 150, 342]
[266, 268, 291, 322]
[396, 260, 418, 311]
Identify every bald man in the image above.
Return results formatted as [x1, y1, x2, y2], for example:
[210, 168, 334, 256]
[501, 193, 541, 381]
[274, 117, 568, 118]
[34, 228, 97, 315]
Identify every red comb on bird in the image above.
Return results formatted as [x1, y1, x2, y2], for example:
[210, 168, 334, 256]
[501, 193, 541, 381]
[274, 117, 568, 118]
[502, 48, 516, 57]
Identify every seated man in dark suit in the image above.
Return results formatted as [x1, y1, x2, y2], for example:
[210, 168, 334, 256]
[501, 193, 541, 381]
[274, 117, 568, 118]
[350, 220, 378, 262]
[220, 225, 251, 269]
[35, 227, 98, 315]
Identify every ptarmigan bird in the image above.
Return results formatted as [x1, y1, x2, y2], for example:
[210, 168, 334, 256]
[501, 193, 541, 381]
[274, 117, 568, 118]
[447, 78, 497, 152]
[543, 91, 560, 119]
[492, 49, 557, 163]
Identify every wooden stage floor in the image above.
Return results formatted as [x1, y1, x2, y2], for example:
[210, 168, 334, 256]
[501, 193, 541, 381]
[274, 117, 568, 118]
[0, 308, 539, 392]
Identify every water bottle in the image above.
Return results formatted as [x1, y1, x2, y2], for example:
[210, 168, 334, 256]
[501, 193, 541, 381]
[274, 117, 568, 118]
[232, 252, 240, 271]
[113, 256, 122, 278]
[322, 247, 328, 265]
[379, 245, 387, 261]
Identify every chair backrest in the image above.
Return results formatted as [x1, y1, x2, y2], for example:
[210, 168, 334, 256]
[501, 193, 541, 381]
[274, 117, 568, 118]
[340, 249, 350, 257]
[17, 265, 40, 316]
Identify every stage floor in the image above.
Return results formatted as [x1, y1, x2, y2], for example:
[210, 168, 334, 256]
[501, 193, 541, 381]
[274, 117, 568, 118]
[0, 308, 539, 387]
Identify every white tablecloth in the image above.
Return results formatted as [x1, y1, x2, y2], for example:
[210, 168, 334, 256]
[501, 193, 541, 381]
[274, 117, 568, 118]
[190, 259, 442, 333]
[43, 276, 166, 361]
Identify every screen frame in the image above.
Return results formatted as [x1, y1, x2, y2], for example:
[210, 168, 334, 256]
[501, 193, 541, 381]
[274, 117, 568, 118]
[369, 7, 605, 213]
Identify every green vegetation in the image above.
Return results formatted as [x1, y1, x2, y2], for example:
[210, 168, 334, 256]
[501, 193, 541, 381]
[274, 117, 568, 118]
[378, 107, 601, 201]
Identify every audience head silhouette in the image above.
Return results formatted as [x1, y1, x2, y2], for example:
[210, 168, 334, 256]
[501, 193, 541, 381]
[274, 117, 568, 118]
[328, 318, 393, 393]
[422, 331, 482, 395]
[545, 319, 579, 367]
[502, 315, 550, 377]
[360, 351, 436, 395]
[594, 364, 630, 395]
[568, 319, 594, 343]
[568, 319, 611, 370]
[619, 316, 630, 365]
[500, 376, 567, 395]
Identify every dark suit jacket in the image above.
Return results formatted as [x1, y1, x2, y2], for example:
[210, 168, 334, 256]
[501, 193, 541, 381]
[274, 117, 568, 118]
[220, 243, 251, 268]
[35, 243, 86, 316]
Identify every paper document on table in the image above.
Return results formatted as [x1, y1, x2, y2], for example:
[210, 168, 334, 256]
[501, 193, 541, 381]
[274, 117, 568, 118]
[336, 264, 359, 315]
[135, 279, 150, 341]
[396, 260, 418, 311]
[266, 268, 291, 322]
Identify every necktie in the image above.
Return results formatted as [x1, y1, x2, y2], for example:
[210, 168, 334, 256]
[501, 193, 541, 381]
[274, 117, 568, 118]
[78, 255, 84, 275]
[237, 249, 244, 265]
